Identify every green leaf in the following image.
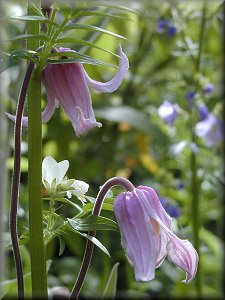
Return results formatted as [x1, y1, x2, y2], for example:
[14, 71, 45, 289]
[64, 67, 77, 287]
[9, 50, 39, 63]
[102, 262, 120, 299]
[65, 223, 110, 256]
[47, 51, 116, 67]
[56, 37, 120, 58]
[11, 15, 58, 27]
[95, 106, 166, 139]
[8, 34, 49, 42]
[94, 2, 138, 15]
[67, 215, 118, 232]
[63, 23, 126, 40]
[75, 10, 131, 21]
[77, 202, 114, 218]
[43, 197, 83, 212]
[58, 236, 66, 256]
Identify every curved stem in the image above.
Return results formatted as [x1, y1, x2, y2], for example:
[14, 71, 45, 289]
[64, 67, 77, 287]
[10, 61, 34, 299]
[70, 177, 134, 300]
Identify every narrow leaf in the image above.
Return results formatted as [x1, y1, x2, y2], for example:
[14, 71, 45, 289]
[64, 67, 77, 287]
[43, 197, 83, 212]
[8, 34, 49, 42]
[64, 23, 126, 40]
[11, 15, 58, 27]
[47, 51, 116, 67]
[56, 38, 120, 58]
[58, 237, 66, 256]
[102, 263, 120, 299]
[94, 2, 138, 15]
[65, 224, 110, 256]
[67, 215, 118, 232]
[77, 202, 113, 218]
[75, 10, 131, 21]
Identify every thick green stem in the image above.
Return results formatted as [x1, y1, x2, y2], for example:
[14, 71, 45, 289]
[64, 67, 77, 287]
[27, 0, 47, 297]
[28, 68, 47, 297]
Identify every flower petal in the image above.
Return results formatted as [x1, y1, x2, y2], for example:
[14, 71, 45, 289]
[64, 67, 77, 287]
[6, 87, 57, 127]
[42, 156, 58, 185]
[136, 187, 198, 282]
[84, 46, 129, 93]
[166, 235, 198, 283]
[114, 191, 157, 282]
[42, 62, 101, 136]
[55, 160, 69, 185]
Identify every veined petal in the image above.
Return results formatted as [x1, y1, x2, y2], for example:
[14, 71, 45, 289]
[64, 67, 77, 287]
[114, 192, 157, 282]
[166, 235, 198, 283]
[136, 188, 198, 282]
[84, 46, 129, 93]
[42, 62, 101, 136]
[69, 106, 102, 137]
[136, 186, 172, 230]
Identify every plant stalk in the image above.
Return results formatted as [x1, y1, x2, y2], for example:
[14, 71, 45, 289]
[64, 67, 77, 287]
[191, 0, 207, 296]
[27, 0, 48, 297]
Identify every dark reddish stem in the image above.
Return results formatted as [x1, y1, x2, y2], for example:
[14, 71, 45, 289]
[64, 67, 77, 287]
[70, 177, 134, 300]
[10, 61, 34, 299]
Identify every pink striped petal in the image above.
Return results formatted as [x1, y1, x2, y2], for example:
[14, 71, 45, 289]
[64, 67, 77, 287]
[84, 46, 129, 92]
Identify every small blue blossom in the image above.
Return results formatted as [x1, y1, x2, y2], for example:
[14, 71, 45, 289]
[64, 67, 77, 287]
[160, 197, 180, 218]
[176, 181, 185, 190]
[167, 25, 177, 37]
[197, 103, 209, 120]
[185, 91, 195, 101]
[158, 100, 178, 126]
[157, 19, 168, 33]
[204, 83, 214, 94]
[195, 114, 224, 146]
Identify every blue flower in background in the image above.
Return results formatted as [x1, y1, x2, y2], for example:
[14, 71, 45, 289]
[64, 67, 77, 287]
[197, 103, 209, 120]
[204, 83, 214, 93]
[167, 25, 177, 37]
[185, 91, 195, 101]
[176, 181, 185, 190]
[195, 114, 224, 146]
[158, 100, 178, 126]
[160, 197, 180, 218]
[156, 19, 168, 33]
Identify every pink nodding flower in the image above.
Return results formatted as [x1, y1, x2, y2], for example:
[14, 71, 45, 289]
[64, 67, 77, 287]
[113, 185, 198, 283]
[7, 46, 129, 136]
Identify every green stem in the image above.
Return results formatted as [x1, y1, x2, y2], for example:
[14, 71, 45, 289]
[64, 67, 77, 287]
[191, 0, 207, 297]
[27, 1, 47, 297]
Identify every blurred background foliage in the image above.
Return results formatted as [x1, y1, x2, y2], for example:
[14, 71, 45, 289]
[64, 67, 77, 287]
[1, 0, 224, 299]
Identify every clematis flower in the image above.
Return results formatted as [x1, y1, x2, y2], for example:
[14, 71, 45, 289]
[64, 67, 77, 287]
[42, 156, 88, 201]
[113, 186, 198, 283]
[7, 46, 129, 137]
[195, 114, 223, 146]
[158, 100, 178, 126]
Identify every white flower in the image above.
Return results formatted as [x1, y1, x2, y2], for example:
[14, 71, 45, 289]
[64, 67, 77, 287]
[42, 156, 69, 193]
[67, 180, 89, 205]
[42, 156, 89, 202]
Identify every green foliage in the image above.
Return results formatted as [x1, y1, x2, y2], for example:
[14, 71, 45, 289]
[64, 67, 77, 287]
[102, 262, 120, 299]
